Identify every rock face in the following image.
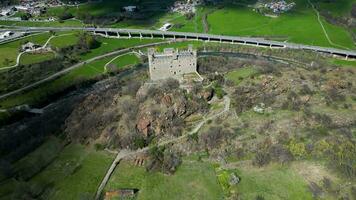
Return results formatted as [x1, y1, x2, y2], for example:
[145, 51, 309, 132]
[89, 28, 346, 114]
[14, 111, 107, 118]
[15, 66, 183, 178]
[65, 77, 209, 149]
[202, 88, 214, 101]
[161, 94, 173, 106]
[137, 117, 151, 137]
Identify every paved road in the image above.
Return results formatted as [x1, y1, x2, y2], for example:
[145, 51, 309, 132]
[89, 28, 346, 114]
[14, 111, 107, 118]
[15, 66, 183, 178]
[0, 41, 173, 100]
[94, 96, 230, 200]
[1, 26, 355, 58]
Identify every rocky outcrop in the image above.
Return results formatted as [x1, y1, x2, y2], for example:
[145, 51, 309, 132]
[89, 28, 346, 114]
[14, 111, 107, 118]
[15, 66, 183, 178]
[137, 117, 151, 137]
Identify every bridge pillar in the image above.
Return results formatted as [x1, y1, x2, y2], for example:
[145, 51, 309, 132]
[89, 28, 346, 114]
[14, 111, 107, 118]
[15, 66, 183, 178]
[185, 35, 187, 40]
[151, 33, 154, 39]
[269, 44, 272, 49]
[117, 32, 120, 38]
[139, 33, 143, 39]
[105, 31, 108, 37]
[173, 35, 176, 41]
[128, 32, 131, 38]
[231, 40, 234, 44]
[196, 36, 199, 41]
[162, 34, 165, 39]
[220, 38, 222, 43]
[346, 55, 349, 60]
[208, 37, 210, 42]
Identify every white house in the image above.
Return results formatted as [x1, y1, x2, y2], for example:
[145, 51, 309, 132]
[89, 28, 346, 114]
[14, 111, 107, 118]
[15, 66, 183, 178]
[123, 6, 137, 12]
[0, 31, 13, 39]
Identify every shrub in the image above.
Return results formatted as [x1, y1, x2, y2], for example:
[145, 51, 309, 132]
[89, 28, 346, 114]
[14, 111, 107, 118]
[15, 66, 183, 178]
[288, 139, 306, 159]
[253, 151, 271, 167]
[268, 144, 294, 164]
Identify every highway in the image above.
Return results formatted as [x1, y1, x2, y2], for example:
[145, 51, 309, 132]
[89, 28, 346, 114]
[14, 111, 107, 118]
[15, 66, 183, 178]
[1, 26, 356, 59]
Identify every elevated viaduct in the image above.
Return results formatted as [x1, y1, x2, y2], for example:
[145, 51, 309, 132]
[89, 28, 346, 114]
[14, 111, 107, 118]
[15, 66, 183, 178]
[1, 26, 356, 59]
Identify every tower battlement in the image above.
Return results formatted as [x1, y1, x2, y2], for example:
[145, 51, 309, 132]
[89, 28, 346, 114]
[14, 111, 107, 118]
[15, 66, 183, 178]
[148, 45, 197, 81]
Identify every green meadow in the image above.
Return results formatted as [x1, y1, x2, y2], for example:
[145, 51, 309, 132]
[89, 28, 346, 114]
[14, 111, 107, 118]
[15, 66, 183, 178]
[0, 32, 52, 68]
[226, 67, 258, 85]
[19, 52, 56, 66]
[106, 159, 224, 200]
[0, 138, 115, 200]
[227, 164, 313, 200]
[206, 4, 354, 49]
[0, 53, 139, 108]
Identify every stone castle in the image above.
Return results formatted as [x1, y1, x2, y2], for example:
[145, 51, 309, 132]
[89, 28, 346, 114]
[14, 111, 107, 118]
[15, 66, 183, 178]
[148, 45, 197, 81]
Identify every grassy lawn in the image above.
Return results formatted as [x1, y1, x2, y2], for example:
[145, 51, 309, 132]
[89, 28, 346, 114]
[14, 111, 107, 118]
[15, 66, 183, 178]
[330, 58, 356, 68]
[49, 33, 80, 48]
[0, 32, 52, 68]
[226, 67, 258, 85]
[19, 52, 56, 65]
[106, 159, 224, 200]
[79, 38, 162, 61]
[109, 53, 140, 69]
[218, 163, 313, 200]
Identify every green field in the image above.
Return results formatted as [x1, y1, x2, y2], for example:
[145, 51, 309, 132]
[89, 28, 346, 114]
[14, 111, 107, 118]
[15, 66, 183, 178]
[226, 67, 258, 85]
[49, 33, 81, 48]
[0, 138, 114, 200]
[106, 159, 224, 200]
[331, 58, 356, 67]
[206, 2, 354, 49]
[0, 32, 52, 68]
[215, 163, 313, 200]
[19, 52, 56, 65]
[0, 53, 139, 108]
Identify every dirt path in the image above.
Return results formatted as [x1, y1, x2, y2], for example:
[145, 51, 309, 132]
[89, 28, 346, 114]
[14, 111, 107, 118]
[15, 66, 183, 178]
[307, 0, 350, 50]
[0, 33, 73, 71]
[94, 96, 231, 199]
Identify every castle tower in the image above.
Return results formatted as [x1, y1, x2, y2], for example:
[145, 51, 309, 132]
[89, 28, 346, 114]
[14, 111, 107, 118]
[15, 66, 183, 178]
[148, 45, 197, 81]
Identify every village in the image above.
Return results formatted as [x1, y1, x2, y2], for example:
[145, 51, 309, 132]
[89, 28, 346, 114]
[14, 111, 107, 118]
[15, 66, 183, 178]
[0, 0, 84, 21]
[254, 0, 296, 15]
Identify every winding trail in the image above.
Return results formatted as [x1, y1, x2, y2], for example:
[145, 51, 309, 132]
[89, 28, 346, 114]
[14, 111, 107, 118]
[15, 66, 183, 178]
[307, 0, 350, 50]
[0, 40, 173, 100]
[103, 52, 136, 73]
[0, 33, 74, 71]
[94, 96, 230, 200]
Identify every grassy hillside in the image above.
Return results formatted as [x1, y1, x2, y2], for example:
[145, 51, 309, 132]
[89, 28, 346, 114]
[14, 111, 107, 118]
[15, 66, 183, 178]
[106, 159, 224, 200]
[207, 3, 354, 49]
[0, 138, 114, 199]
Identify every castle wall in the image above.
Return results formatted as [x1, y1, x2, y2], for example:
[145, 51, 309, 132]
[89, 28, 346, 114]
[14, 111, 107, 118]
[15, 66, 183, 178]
[148, 46, 197, 81]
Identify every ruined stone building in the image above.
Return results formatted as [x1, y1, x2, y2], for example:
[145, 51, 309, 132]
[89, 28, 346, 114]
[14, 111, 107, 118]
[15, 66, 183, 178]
[148, 45, 197, 81]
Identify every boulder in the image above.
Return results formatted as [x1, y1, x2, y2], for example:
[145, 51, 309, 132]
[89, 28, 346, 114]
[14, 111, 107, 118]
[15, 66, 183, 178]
[161, 94, 173, 106]
[137, 117, 151, 137]
[202, 89, 214, 101]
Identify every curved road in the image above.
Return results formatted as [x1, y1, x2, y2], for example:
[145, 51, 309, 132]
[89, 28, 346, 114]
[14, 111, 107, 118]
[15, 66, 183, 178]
[1, 26, 356, 58]
[0, 40, 173, 100]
